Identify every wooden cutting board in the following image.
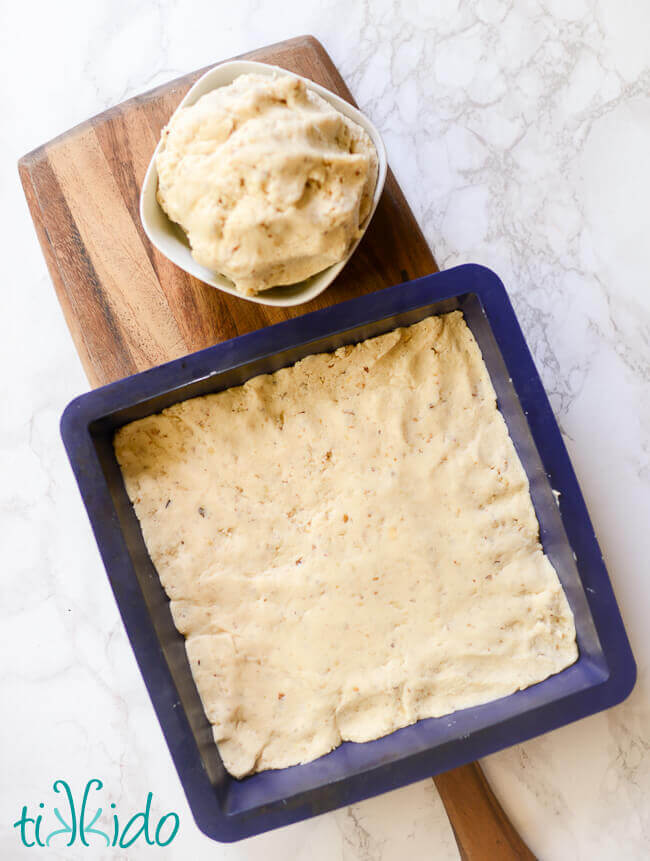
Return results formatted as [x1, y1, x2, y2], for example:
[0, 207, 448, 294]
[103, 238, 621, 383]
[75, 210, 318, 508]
[19, 34, 534, 860]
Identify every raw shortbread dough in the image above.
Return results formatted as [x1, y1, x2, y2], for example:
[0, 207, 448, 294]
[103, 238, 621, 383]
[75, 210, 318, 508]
[114, 313, 578, 778]
[156, 73, 378, 295]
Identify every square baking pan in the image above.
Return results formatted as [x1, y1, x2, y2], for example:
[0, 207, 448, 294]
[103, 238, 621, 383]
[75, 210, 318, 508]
[61, 263, 635, 842]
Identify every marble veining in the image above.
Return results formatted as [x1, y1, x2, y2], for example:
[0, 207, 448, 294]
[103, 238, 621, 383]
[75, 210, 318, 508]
[1, 0, 648, 858]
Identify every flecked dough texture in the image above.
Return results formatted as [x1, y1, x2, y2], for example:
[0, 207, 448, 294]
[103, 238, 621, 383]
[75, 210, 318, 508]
[114, 313, 578, 778]
[155, 73, 378, 295]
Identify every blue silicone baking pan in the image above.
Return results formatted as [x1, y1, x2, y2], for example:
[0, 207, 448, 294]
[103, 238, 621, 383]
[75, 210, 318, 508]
[61, 264, 635, 842]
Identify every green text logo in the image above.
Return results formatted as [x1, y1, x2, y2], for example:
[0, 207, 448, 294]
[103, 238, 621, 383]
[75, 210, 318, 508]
[13, 779, 180, 849]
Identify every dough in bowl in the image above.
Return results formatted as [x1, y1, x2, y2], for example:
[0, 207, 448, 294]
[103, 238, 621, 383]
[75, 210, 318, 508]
[155, 73, 378, 296]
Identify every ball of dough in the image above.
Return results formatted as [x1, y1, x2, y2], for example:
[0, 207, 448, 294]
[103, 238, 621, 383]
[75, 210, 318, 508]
[156, 74, 378, 296]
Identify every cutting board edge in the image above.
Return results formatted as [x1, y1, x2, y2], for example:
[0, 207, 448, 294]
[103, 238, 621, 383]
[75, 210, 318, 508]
[17, 34, 331, 167]
[18, 156, 101, 385]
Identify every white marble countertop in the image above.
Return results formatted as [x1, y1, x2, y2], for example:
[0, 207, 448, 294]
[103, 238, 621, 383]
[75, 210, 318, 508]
[1, 1, 648, 858]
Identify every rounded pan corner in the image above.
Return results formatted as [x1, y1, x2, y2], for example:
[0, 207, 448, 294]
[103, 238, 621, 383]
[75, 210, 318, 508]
[187, 795, 269, 844]
[191, 815, 240, 845]
[459, 263, 508, 296]
[60, 392, 95, 447]
[603, 647, 637, 709]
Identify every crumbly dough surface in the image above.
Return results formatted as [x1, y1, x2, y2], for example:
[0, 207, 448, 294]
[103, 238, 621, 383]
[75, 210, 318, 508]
[156, 73, 378, 295]
[114, 313, 577, 778]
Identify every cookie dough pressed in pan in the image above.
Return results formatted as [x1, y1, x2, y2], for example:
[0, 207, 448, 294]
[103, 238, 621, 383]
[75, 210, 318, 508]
[114, 312, 578, 778]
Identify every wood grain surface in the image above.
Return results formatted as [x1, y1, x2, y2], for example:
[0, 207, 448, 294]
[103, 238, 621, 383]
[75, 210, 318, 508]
[19, 34, 534, 859]
[19, 35, 436, 388]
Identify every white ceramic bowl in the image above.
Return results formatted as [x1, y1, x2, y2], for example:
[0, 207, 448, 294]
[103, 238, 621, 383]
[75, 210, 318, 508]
[140, 60, 387, 307]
